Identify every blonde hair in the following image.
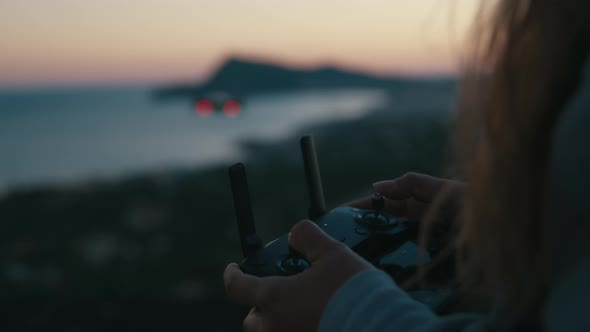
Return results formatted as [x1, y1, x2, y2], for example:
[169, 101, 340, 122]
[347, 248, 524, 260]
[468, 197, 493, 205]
[453, 0, 589, 327]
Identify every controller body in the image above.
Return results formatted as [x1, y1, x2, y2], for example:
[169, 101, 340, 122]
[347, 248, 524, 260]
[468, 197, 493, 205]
[240, 207, 411, 276]
[229, 136, 456, 313]
[239, 207, 454, 311]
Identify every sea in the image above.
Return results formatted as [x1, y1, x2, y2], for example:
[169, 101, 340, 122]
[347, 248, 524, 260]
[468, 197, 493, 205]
[0, 86, 390, 193]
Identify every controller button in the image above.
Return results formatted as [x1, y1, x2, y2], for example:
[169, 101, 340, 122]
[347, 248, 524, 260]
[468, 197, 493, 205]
[365, 213, 390, 225]
[278, 257, 310, 275]
[358, 212, 397, 229]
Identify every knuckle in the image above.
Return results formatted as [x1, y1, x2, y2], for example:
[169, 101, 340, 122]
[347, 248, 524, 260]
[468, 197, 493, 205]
[290, 219, 313, 241]
[290, 220, 303, 235]
[402, 172, 419, 183]
[290, 220, 307, 236]
[291, 219, 311, 233]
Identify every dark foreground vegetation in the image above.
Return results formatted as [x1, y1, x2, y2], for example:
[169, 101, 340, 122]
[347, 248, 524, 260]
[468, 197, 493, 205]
[0, 87, 455, 331]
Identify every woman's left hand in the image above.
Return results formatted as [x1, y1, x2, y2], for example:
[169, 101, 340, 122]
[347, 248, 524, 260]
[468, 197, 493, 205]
[224, 219, 373, 332]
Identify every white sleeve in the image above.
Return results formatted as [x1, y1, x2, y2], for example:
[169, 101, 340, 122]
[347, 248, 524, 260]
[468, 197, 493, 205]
[319, 269, 483, 332]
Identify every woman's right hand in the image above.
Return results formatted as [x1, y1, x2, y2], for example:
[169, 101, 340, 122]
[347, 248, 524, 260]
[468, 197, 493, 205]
[345, 172, 464, 223]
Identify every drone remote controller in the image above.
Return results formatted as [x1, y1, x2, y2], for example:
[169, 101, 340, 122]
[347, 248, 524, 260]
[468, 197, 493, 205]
[229, 135, 455, 312]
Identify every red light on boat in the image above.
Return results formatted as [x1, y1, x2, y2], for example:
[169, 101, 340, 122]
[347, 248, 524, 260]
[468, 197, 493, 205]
[195, 99, 214, 117]
[223, 100, 241, 118]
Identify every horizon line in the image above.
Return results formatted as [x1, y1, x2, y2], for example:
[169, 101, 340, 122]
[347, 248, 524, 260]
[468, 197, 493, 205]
[0, 55, 460, 91]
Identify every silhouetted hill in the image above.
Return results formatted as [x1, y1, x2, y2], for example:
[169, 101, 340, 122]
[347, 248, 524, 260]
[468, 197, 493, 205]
[153, 57, 454, 100]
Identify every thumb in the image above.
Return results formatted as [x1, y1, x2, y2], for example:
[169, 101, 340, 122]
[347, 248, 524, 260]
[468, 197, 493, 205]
[288, 220, 342, 263]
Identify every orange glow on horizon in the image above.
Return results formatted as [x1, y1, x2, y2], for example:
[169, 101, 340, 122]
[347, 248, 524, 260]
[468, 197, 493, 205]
[0, 0, 479, 87]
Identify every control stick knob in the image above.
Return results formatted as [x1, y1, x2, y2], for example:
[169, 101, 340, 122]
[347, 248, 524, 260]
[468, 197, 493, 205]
[280, 246, 310, 275]
[280, 256, 310, 275]
[372, 193, 385, 213]
[355, 192, 395, 229]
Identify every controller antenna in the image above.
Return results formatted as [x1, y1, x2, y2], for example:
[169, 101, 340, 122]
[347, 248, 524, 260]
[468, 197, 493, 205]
[229, 163, 262, 258]
[300, 135, 327, 220]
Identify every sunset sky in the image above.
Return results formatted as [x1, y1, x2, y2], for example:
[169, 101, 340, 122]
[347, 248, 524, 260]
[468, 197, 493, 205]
[0, 0, 479, 88]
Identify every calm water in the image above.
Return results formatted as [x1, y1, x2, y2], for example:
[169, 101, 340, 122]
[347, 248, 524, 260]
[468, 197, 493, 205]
[0, 87, 388, 192]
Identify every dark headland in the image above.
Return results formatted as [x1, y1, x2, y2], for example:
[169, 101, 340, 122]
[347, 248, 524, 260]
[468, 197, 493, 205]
[153, 57, 455, 100]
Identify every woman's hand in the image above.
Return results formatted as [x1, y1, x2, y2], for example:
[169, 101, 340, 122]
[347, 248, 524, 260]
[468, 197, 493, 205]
[346, 172, 464, 222]
[224, 220, 372, 332]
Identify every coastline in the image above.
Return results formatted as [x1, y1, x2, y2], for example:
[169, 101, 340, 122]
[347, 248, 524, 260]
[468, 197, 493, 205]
[0, 94, 454, 330]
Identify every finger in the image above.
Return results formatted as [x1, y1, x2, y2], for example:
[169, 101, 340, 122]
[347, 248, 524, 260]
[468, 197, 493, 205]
[343, 196, 408, 217]
[288, 220, 341, 262]
[404, 197, 430, 221]
[243, 307, 268, 332]
[224, 263, 261, 306]
[373, 172, 449, 202]
[225, 264, 292, 309]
